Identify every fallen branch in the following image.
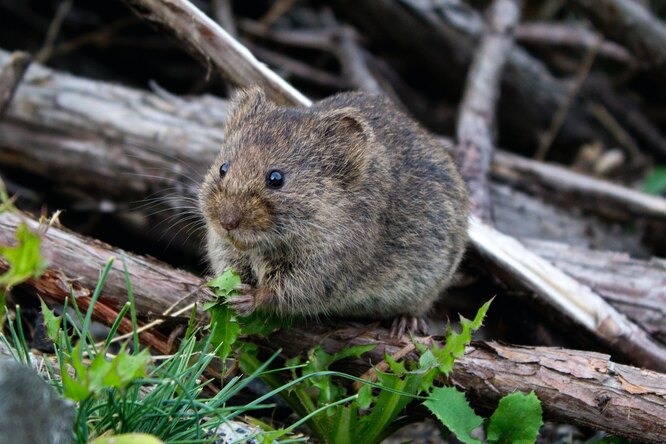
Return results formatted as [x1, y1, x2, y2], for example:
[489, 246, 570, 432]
[0, 51, 31, 117]
[570, 0, 666, 80]
[333, 0, 614, 154]
[515, 22, 634, 65]
[120, 0, 310, 106]
[524, 239, 666, 344]
[492, 150, 666, 222]
[1, 212, 665, 442]
[456, 0, 522, 221]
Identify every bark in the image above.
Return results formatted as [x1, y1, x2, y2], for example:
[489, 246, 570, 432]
[493, 150, 666, 222]
[515, 22, 634, 64]
[1, 212, 665, 442]
[570, 0, 666, 80]
[456, 0, 521, 222]
[120, 0, 310, 107]
[0, 51, 31, 117]
[524, 239, 666, 345]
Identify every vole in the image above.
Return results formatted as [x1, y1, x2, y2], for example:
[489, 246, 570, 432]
[198, 87, 469, 336]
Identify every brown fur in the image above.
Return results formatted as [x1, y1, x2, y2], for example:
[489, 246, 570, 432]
[198, 88, 469, 320]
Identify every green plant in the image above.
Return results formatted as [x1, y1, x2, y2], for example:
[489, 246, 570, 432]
[230, 290, 543, 444]
[0, 178, 48, 319]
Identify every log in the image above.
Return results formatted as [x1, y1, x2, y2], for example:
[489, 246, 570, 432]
[1, 212, 664, 442]
[524, 239, 666, 345]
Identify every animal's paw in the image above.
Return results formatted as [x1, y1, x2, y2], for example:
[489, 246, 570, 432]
[389, 315, 429, 339]
[227, 285, 274, 317]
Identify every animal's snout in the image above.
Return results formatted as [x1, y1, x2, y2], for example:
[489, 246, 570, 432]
[220, 211, 241, 231]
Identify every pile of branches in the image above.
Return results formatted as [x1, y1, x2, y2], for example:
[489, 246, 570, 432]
[1, 0, 666, 441]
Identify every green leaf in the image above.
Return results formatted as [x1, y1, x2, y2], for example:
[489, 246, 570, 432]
[62, 343, 150, 401]
[0, 223, 48, 288]
[62, 371, 90, 402]
[208, 304, 241, 361]
[424, 386, 483, 444]
[89, 433, 164, 444]
[357, 383, 373, 409]
[40, 299, 62, 342]
[643, 166, 666, 195]
[434, 298, 493, 375]
[486, 391, 543, 444]
[207, 269, 241, 298]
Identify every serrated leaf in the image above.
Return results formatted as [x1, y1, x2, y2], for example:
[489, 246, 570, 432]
[385, 354, 407, 375]
[424, 386, 483, 444]
[207, 270, 241, 297]
[62, 371, 90, 402]
[40, 299, 61, 341]
[89, 433, 164, 444]
[434, 299, 493, 375]
[486, 391, 543, 444]
[208, 305, 241, 361]
[0, 223, 48, 288]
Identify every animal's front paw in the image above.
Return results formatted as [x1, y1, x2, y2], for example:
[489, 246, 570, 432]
[389, 315, 429, 339]
[228, 285, 274, 317]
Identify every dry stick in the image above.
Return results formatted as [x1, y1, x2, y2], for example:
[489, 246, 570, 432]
[211, 0, 237, 38]
[456, 0, 521, 222]
[493, 150, 666, 221]
[247, 43, 349, 90]
[120, 0, 310, 107]
[535, 35, 601, 161]
[0, 51, 31, 118]
[515, 22, 634, 65]
[333, 26, 384, 94]
[1, 213, 664, 443]
[569, 0, 666, 80]
[35, 0, 74, 64]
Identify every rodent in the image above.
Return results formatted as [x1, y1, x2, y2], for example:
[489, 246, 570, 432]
[198, 87, 469, 335]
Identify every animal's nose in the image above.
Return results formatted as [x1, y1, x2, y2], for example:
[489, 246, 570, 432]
[220, 214, 241, 231]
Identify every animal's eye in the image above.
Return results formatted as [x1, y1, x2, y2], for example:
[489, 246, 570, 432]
[266, 170, 284, 189]
[219, 162, 229, 178]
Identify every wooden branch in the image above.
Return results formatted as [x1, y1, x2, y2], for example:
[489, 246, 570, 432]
[333, 0, 614, 153]
[2, 50, 666, 369]
[120, 0, 310, 106]
[0, 51, 31, 117]
[570, 0, 666, 80]
[456, 0, 522, 221]
[0, 212, 205, 321]
[524, 239, 666, 344]
[492, 150, 666, 222]
[470, 217, 666, 371]
[515, 22, 634, 65]
[1, 212, 664, 442]
[211, 0, 237, 37]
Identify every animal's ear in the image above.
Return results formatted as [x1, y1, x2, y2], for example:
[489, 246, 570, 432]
[318, 107, 373, 146]
[224, 86, 272, 132]
[317, 107, 375, 188]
